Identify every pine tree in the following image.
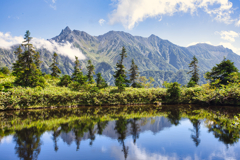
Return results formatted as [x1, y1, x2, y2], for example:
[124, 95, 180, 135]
[13, 30, 45, 87]
[206, 57, 238, 86]
[72, 56, 81, 81]
[114, 46, 129, 90]
[129, 59, 140, 88]
[96, 73, 108, 89]
[72, 56, 87, 85]
[33, 52, 41, 69]
[187, 56, 199, 87]
[50, 52, 61, 78]
[86, 60, 95, 84]
[12, 45, 23, 76]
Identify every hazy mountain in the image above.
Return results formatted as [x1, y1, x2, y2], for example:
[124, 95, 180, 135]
[1, 26, 240, 86]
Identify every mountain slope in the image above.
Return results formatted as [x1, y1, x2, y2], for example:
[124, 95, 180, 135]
[1, 26, 240, 86]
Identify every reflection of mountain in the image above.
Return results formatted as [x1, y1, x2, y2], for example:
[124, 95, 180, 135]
[60, 116, 171, 145]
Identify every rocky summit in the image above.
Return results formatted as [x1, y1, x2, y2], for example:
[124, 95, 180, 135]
[1, 26, 240, 86]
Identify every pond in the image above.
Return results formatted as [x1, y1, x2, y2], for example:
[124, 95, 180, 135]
[0, 105, 240, 160]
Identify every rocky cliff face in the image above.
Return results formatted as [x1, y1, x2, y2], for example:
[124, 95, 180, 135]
[1, 26, 239, 86]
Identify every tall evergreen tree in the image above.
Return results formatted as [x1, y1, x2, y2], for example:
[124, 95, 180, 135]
[86, 60, 95, 83]
[33, 52, 41, 69]
[72, 56, 81, 81]
[114, 46, 129, 90]
[96, 72, 108, 89]
[12, 45, 23, 76]
[187, 56, 199, 87]
[50, 52, 61, 78]
[206, 57, 238, 86]
[13, 30, 45, 87]
[129, 59, 139, 88]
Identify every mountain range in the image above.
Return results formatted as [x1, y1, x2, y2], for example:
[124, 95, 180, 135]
[1, 26, 240, 86]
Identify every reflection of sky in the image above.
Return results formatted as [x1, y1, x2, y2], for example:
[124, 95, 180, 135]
[0, 118, 240, 160]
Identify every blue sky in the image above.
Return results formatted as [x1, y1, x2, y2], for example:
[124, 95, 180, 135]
[1, 0, 240, 54]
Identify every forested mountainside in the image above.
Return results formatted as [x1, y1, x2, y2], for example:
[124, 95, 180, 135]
[1, 26, 239, 86]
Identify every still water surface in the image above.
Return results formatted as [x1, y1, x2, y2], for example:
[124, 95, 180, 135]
[0, 105, 240, 160]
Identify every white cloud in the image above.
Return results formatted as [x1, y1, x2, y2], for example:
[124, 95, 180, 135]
[0, 136, 13, 144]
[109, 0, 234, 29]
[44, 0, 57, 10]
[219, 42, 240, 55]
[99, 19, 106, 26]
[0, 32, 85, 60]
[215, 31, 239, 42]
[187, 41, 213, 47]
[235, 19, 240, 27]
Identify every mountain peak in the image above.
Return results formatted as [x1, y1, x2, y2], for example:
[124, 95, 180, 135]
[60, 26, 72, 35]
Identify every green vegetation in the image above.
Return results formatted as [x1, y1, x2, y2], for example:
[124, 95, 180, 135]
[114, 46, 129, 91]
[187, 56, 199, 87]
[1, 31, 240, 110]
[206, 57, 239, 86]
[50, 52, 61, 78]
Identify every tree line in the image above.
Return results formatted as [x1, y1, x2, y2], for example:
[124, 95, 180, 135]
[0, 30, 239, 92]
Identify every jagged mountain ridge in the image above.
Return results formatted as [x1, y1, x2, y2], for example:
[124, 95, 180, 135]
[51, 26, 240, 72]
[1, 26, 240, 86]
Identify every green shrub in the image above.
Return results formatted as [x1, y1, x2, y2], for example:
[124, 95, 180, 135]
[166, 82, 181, 103]
[58, 75, 72, 87]
[0, 67, 10, 75]
[187, 80, 197, 88]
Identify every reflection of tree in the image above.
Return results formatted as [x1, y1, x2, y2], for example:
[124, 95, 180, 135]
[97, 120, 108, 135]
[115, 116, 129, 160]
[14, 127, 43, 160]
[130, 118, 140, 144]
[189, 119, 201, 147]
[73, 121, 88, 151]
[167, 109, 181, 126]
[52, 128, 61, 152]
[88, 122, 97, 146]
[207, 121, 240, 148]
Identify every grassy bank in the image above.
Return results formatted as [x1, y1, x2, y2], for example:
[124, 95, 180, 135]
[1, 75, 240, 110]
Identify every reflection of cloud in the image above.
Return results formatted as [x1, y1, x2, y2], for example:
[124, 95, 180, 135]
[109, 0, 234, 29]
[111, 141, 179, 160]
[0, 136, 13, 144]
[209, 146, 237, 160]
[101, 146, 107, 152]
[0, 32, 85, 60]
[111, 141, 240, 160]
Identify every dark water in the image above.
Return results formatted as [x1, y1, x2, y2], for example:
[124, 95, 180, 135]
[0, 105, 240, 160]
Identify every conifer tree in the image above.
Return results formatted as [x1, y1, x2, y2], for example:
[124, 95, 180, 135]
[13, 30, 45, 87]
[33, 52, 41, 69]
[187, 56, 199, 87]
[206, 57, 238, 86]
[86, 60, 95, 83]
[72, 56, 81, 81]
[114, 46, 129, 90]
[12, 45, 23, 76]
[96, 72, 108, 89]
[50, 52, 61, 78]
[72, 56, 87, 85]
[129, 59, 140, 88]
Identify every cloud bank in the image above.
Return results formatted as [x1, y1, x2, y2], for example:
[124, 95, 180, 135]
[0, 32, 85, 60]
[109, 0, 234, 29]
[215, 30, 239, 42]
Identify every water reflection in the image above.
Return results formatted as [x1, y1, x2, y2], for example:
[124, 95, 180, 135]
[14, 127, 42, 160]
[189, 119, 201, 147]
[0, 105, 240, 160]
